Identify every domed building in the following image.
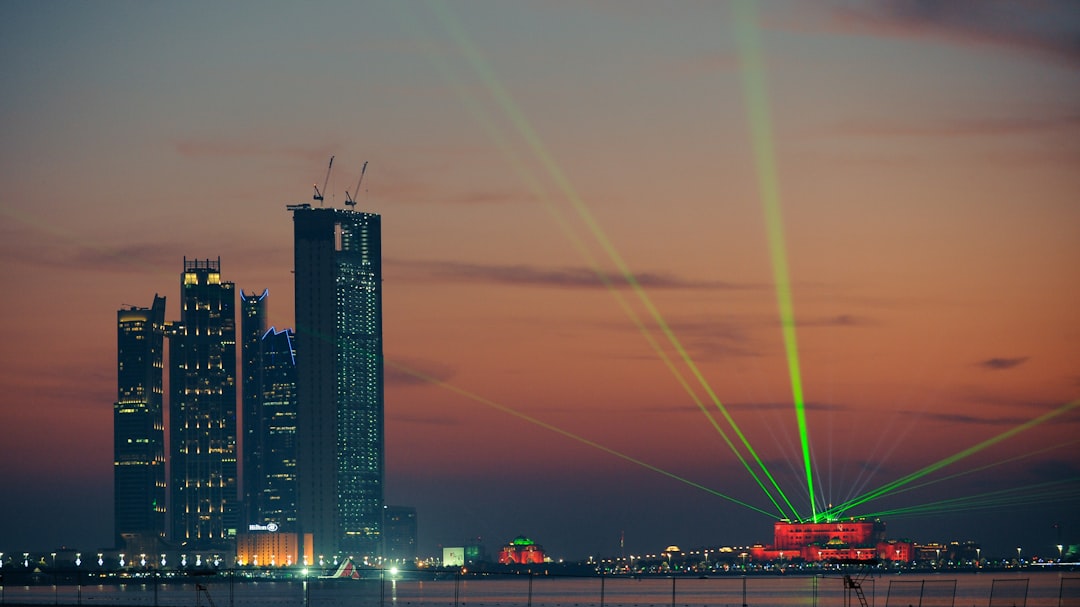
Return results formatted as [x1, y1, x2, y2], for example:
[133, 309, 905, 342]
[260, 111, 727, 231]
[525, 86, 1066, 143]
[498, 536, 546, 564]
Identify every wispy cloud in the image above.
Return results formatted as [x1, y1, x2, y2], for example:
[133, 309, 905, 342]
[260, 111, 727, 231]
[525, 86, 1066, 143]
[835, 114, 1080, 139]
[727, 401, 850, 413]
[0, 226, 181, 274]
[826, 0, 1080, 68]
[917, 411, 1027, 426]
[386, 358, 457, 387]
[388, 259, 759, 291]
[388, 412, 461, 427]
[174, 139, 337, 163]
[791, 314, 874, 328]
[978, 356, 1030, 371]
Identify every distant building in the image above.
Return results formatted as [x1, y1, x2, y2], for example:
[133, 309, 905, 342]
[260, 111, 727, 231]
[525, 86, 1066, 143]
[236, 528, 312, 568]
[169, 257, 238, 548]
[256, 327, 298, 530]
[499, 536, 546, 564]
[289, 205, 384, 558]
[383, 505, 418, 563]
[240, 289, 268, 526]
[749, 519, 912, 562]
[442, 544, 484, 567]
[114, 295, 167, 551]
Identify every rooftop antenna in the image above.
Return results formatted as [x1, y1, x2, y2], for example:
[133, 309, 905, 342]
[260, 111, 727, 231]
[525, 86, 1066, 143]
[313, 155, 334, 206]
[345, 161, 368, 208]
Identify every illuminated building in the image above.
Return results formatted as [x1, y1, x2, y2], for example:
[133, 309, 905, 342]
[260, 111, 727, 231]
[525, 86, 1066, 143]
[383, 505, 418, 563]
[169, 258, 238, 548]
[288, 204, 384, 557]
[236, 528, 312, 568]
[498, 536, 546, 564]
[240, 289, 268, 526]
[256, 327, 298, 530]
[114, 296, 167, 551]
[750, 519, 912, 562]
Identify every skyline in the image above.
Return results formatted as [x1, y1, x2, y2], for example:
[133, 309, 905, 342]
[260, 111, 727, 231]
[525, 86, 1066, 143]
[1, 1, 1078, 560]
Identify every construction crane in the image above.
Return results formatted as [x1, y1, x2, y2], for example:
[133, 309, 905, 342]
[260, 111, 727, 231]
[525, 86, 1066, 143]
[345, 161, 368, 208]
[313, 155, 334, 205]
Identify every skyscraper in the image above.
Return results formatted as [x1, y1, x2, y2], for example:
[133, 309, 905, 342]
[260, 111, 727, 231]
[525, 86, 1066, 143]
[169, 257, 238, 548]
[257, 327, 298, 530]
[288, 204, 384, 557]
[114, 295, 167, 552]
[240, 289, 268, 526]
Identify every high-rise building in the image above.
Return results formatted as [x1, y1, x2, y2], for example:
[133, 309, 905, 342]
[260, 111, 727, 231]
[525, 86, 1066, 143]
[240, 289, 268, 526]
[288, 204, 384, 557]
[383, 506, 418, 563]
[169, 257, 238, 548]
[256, 326, 298, 530]
[114, 295, 167, 551]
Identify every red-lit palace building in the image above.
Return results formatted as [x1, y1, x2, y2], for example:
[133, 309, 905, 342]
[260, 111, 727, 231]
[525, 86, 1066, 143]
[498, 536, 547, 564]
[750, 519, 913, 563]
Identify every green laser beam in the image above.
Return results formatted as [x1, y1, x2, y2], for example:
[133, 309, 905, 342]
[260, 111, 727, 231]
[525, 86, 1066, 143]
[860, 477, 1080, 518]
[382, 3, 793, 519]
[384, 358, 776, 517]
[820, 437, 1080, 521]
[830, 398, 1080, 516]
[424, 0, 802, 520]
[732, 0, 816, 522]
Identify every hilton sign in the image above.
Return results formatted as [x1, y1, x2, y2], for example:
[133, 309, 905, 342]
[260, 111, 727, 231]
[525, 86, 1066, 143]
[248, 522, 280, 532]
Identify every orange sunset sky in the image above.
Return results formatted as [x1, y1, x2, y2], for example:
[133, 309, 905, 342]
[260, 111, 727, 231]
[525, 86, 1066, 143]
[1, 1, 1077, 559]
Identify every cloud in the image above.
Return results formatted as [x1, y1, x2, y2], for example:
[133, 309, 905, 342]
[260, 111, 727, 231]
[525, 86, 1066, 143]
[728, 401, 850, 413]
[0, 219, 183, 274]
[835, 114, 1080, 139]
[388, 259, 759, 291]
[385, 358, 456, 387]
[917, 411, 1026, 426]
[978, 356, 1029, 371]
[388, 412, 460, 427]
[826, 0, 1080, 68]
[174, 139, 337, 163]
[791, 314, 875, 328]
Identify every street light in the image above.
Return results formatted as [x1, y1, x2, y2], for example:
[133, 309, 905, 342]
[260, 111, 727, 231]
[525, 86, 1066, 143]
[1058, 545, 1064, 561]
[1016, 547, 1022, 565]
[975, 548, 981, 567]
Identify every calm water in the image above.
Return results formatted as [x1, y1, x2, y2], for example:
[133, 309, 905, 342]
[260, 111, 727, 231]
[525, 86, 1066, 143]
[3, 570, 1077, 607]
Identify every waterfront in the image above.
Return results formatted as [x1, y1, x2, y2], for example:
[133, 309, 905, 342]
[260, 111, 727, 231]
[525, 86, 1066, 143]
[1, 571, 1077, 607]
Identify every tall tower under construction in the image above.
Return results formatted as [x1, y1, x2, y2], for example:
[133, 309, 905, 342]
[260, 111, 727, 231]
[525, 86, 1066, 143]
[288, 204, 384, 558]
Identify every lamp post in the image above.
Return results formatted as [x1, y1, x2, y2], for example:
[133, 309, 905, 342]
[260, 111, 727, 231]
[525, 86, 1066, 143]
[1016, 547, 1021, 566]
[1058, 545, 1064, 562]
[975, 548, 980, 568]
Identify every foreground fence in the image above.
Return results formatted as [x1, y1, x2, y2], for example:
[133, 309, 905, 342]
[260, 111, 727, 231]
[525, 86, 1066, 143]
[0, 572, 1077, 607]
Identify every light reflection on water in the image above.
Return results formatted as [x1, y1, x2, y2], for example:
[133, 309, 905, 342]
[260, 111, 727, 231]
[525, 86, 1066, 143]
[3, 570, 1076, 607]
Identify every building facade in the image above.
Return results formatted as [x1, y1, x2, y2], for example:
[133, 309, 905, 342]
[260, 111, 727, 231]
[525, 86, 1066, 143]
[169, 258, 239, 548]
[749, 519, 912, 562]
[257, 327, 298, 530]
[383, 505, 418, 563]
[289, 204, 385, 558]
[240, 289, 268, 526]
[114, 295, 167, 551]
[498, 536, 546, 565]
